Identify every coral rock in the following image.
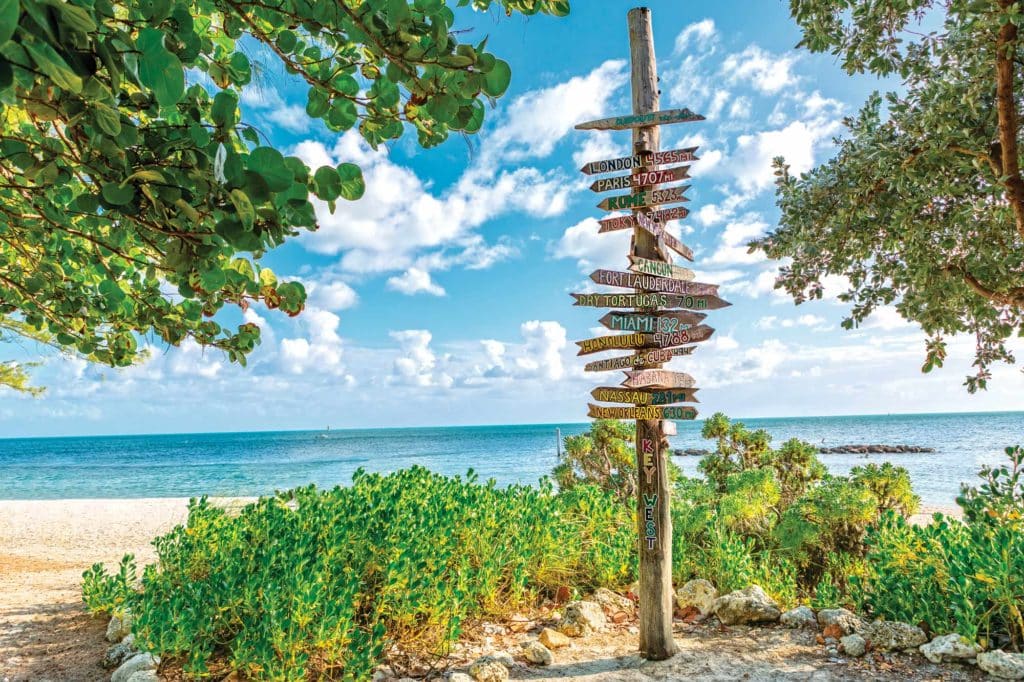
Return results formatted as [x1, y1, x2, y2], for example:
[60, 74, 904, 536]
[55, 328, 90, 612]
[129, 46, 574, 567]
[111, 652, 158, 682]
[977, 651, 1024, 680]
[840, 634, 867, 657]
[920, 633, 982, 664]
[780, 606, 817, 629]
[520, 640, 553, 665]
[676, 579, 717, 616]
[816, 608, 864, 635]
[591, 587, 635, 614]
[106, 611, 133, 643]
[862, 620, 927, 651]
[539, 627, 571, 650]
[558, 600, 606, 637]
[712, 585, 781, 625]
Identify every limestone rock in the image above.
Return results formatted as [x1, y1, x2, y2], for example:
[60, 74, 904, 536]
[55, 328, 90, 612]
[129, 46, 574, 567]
[712, 585, 781, 625]
[780, 606, 817, 629]
[676, 579, 717, 616]
[111, 652, 158, 682]
[538, 627, 571, 650]
[559, 600, 606, 637]
[977, 651, 1024, 680]
[920, 633, 982, 664]
[591, 587, 634, 614]
[125, 672, 159, 682]
[469, 656, 509, 682]
[862, 620, 927, 651]
[840, 634, 866, 657]
[520, 640, 553, 665]
[102, 634, 137, 669]
[106, 611, 133, 643]
[449, 674, 474, 682]
[816, 608, 864, 635]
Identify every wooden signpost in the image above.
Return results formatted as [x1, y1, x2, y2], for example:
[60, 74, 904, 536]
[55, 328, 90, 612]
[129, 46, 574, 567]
[589, 165, 690, 193]
[580, 147, 698, 175]
[568, 7, 732, 660]
[597, 185, 689, 212]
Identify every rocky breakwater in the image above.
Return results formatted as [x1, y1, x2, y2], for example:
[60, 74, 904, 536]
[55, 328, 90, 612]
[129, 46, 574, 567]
[818, 444, 935, 454]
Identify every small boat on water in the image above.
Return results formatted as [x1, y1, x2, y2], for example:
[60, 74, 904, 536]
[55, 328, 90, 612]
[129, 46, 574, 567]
[317, 426, 330, 439]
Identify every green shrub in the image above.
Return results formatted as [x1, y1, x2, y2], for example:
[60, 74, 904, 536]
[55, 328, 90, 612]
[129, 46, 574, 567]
[82, 467, 635, 679]
[854, 446, 1024, 650]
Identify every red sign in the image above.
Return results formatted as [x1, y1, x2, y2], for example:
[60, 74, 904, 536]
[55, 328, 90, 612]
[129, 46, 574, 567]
[622, 370, 696, 389]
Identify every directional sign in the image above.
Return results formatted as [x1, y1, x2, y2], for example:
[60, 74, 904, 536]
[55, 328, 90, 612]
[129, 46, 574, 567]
[576, 333, 647, 356]
[591, 387, 700, 405]
[587, 403, 699, 420]
[599, 310, 707, 333]
[622, 369, 696, 389]
[589, 165, 691, 193]
[580, 147, 699, 175]
[598, 206, 691, 233]
[629, 256, 695, 281]
[584, 346, 696, 372]
[637, 213, 694, 261]
[575, 108, 705, 132]
[571, 292, 731, 310]
[590, 269, 719, 297]
[597, 186, 689, 212]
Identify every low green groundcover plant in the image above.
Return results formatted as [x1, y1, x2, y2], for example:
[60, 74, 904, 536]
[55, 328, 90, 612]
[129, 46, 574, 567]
[82, 467, 634, 679]
[853, 446, 1024, 651]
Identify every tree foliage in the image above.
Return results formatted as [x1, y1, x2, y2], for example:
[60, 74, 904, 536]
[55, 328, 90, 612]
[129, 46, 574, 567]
[0, 0, 568, 390]
[756, 1, 1024, 391]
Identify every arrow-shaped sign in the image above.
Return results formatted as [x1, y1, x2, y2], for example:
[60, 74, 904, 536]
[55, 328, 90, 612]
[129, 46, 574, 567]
[622, 369, 696, 389]
[590, 269, 719, 297]
[584, 346, 697, 372]
[576, 108, 705, 131]
[589, 165, 691, 193]
[571, 292, 731, 310]
[591, 387, 700, 405]
[587, 403, 699, 420]
[580, 147, 699, 175]
[628, 256, 695, 281]
[599, 206, 691, 233]
[599, 310, 707, 333]
[597, 185, 689, 212]
[576, 326, 715, 356]
[576, 333, 648, 356]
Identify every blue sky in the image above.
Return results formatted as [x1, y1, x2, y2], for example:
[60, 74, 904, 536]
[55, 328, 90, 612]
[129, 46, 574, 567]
[2, 0, 1022, 437]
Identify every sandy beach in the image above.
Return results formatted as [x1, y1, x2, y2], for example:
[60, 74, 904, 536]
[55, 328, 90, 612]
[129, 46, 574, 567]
[0, 498, 961, 681]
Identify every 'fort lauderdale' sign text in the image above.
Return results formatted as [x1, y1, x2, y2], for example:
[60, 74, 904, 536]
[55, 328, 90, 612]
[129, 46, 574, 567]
[590, 269, 719, 296]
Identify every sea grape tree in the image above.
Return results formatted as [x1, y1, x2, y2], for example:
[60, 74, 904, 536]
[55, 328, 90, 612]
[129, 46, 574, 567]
[0, 0, 569, 391]
[756, 1, 1024, 391]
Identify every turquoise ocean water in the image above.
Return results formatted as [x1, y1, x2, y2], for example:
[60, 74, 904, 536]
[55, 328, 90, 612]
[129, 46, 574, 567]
[0, 412, 1020, 505]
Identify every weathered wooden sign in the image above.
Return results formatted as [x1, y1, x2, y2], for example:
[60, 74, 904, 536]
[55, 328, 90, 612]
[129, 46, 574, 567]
[622, 369, 696, 389]
[591, 387, 700, 405]
[584, 346, 696, 372]
[598, 206, 690, 233]
[597, 186, 689, 212]
[590, 269, 719, 297]
[587, 404, 699, 420]
[575, 108, 705, 131]
[576, 325, 714, 356]
[599, 310, 706, 333]
[580, 147, 698, 175]
[589, 165, 690, 193]
[629, 256, 695, 281]
[638, 216, 694, 261]
[571, 292, 731, 310]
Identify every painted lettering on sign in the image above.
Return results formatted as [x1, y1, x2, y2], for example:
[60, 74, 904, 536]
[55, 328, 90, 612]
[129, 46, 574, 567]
[583, 346, 697, 372]
[589, 269, 719, 297]
[587, 404, 700, 420]
[591, 387, 700, 405]
[601, 312, 693, 333]
[628, 256, 695, 281]
[579, 147, 699, 175]
[575, 108, 705, 131]
[571, 292, 730, 310]
[597, 205, 691, 233]
[642, 439, 655, 485]
[643, 493, 658, 550]
[622, 369, 696, 389]
[575, 333, 647, 355]
[589, 165, 691, 194]
[597, 185, 689, 212]
[645, 324, 715, 348]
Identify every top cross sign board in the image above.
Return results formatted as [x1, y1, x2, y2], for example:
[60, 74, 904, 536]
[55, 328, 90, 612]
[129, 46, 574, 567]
[575, 108, 706, 131]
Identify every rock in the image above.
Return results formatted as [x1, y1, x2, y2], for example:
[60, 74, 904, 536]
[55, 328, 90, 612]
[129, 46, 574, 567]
[106, 611, 133, 643]
[538, 627, 571, 650]
[816, 608, 864, 635]
[712, 585, 781, 625]
[125, 672, 158, 682]
[554, 585, 572, 604]
[920, 633, 982, 664]
[111, 652, 158, 682]
[977, 651, 1024, 680]
[676, 579, 718, 616]
[469, 656, 509, 682]
[780, 606, 817, 629]
[840, 634, 867, 657]
[591, 587, 634, 614]
[559, 600, 606, 637]
[862, 620, 927, 651]
[520, 640, 553, 665]
[102, 634, 137, 669]
[450, 674, 474, 682]
[822, 624, 845, 640]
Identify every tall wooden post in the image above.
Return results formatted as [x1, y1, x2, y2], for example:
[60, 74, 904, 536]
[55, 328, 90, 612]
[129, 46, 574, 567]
[628, 7, 678, 660]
